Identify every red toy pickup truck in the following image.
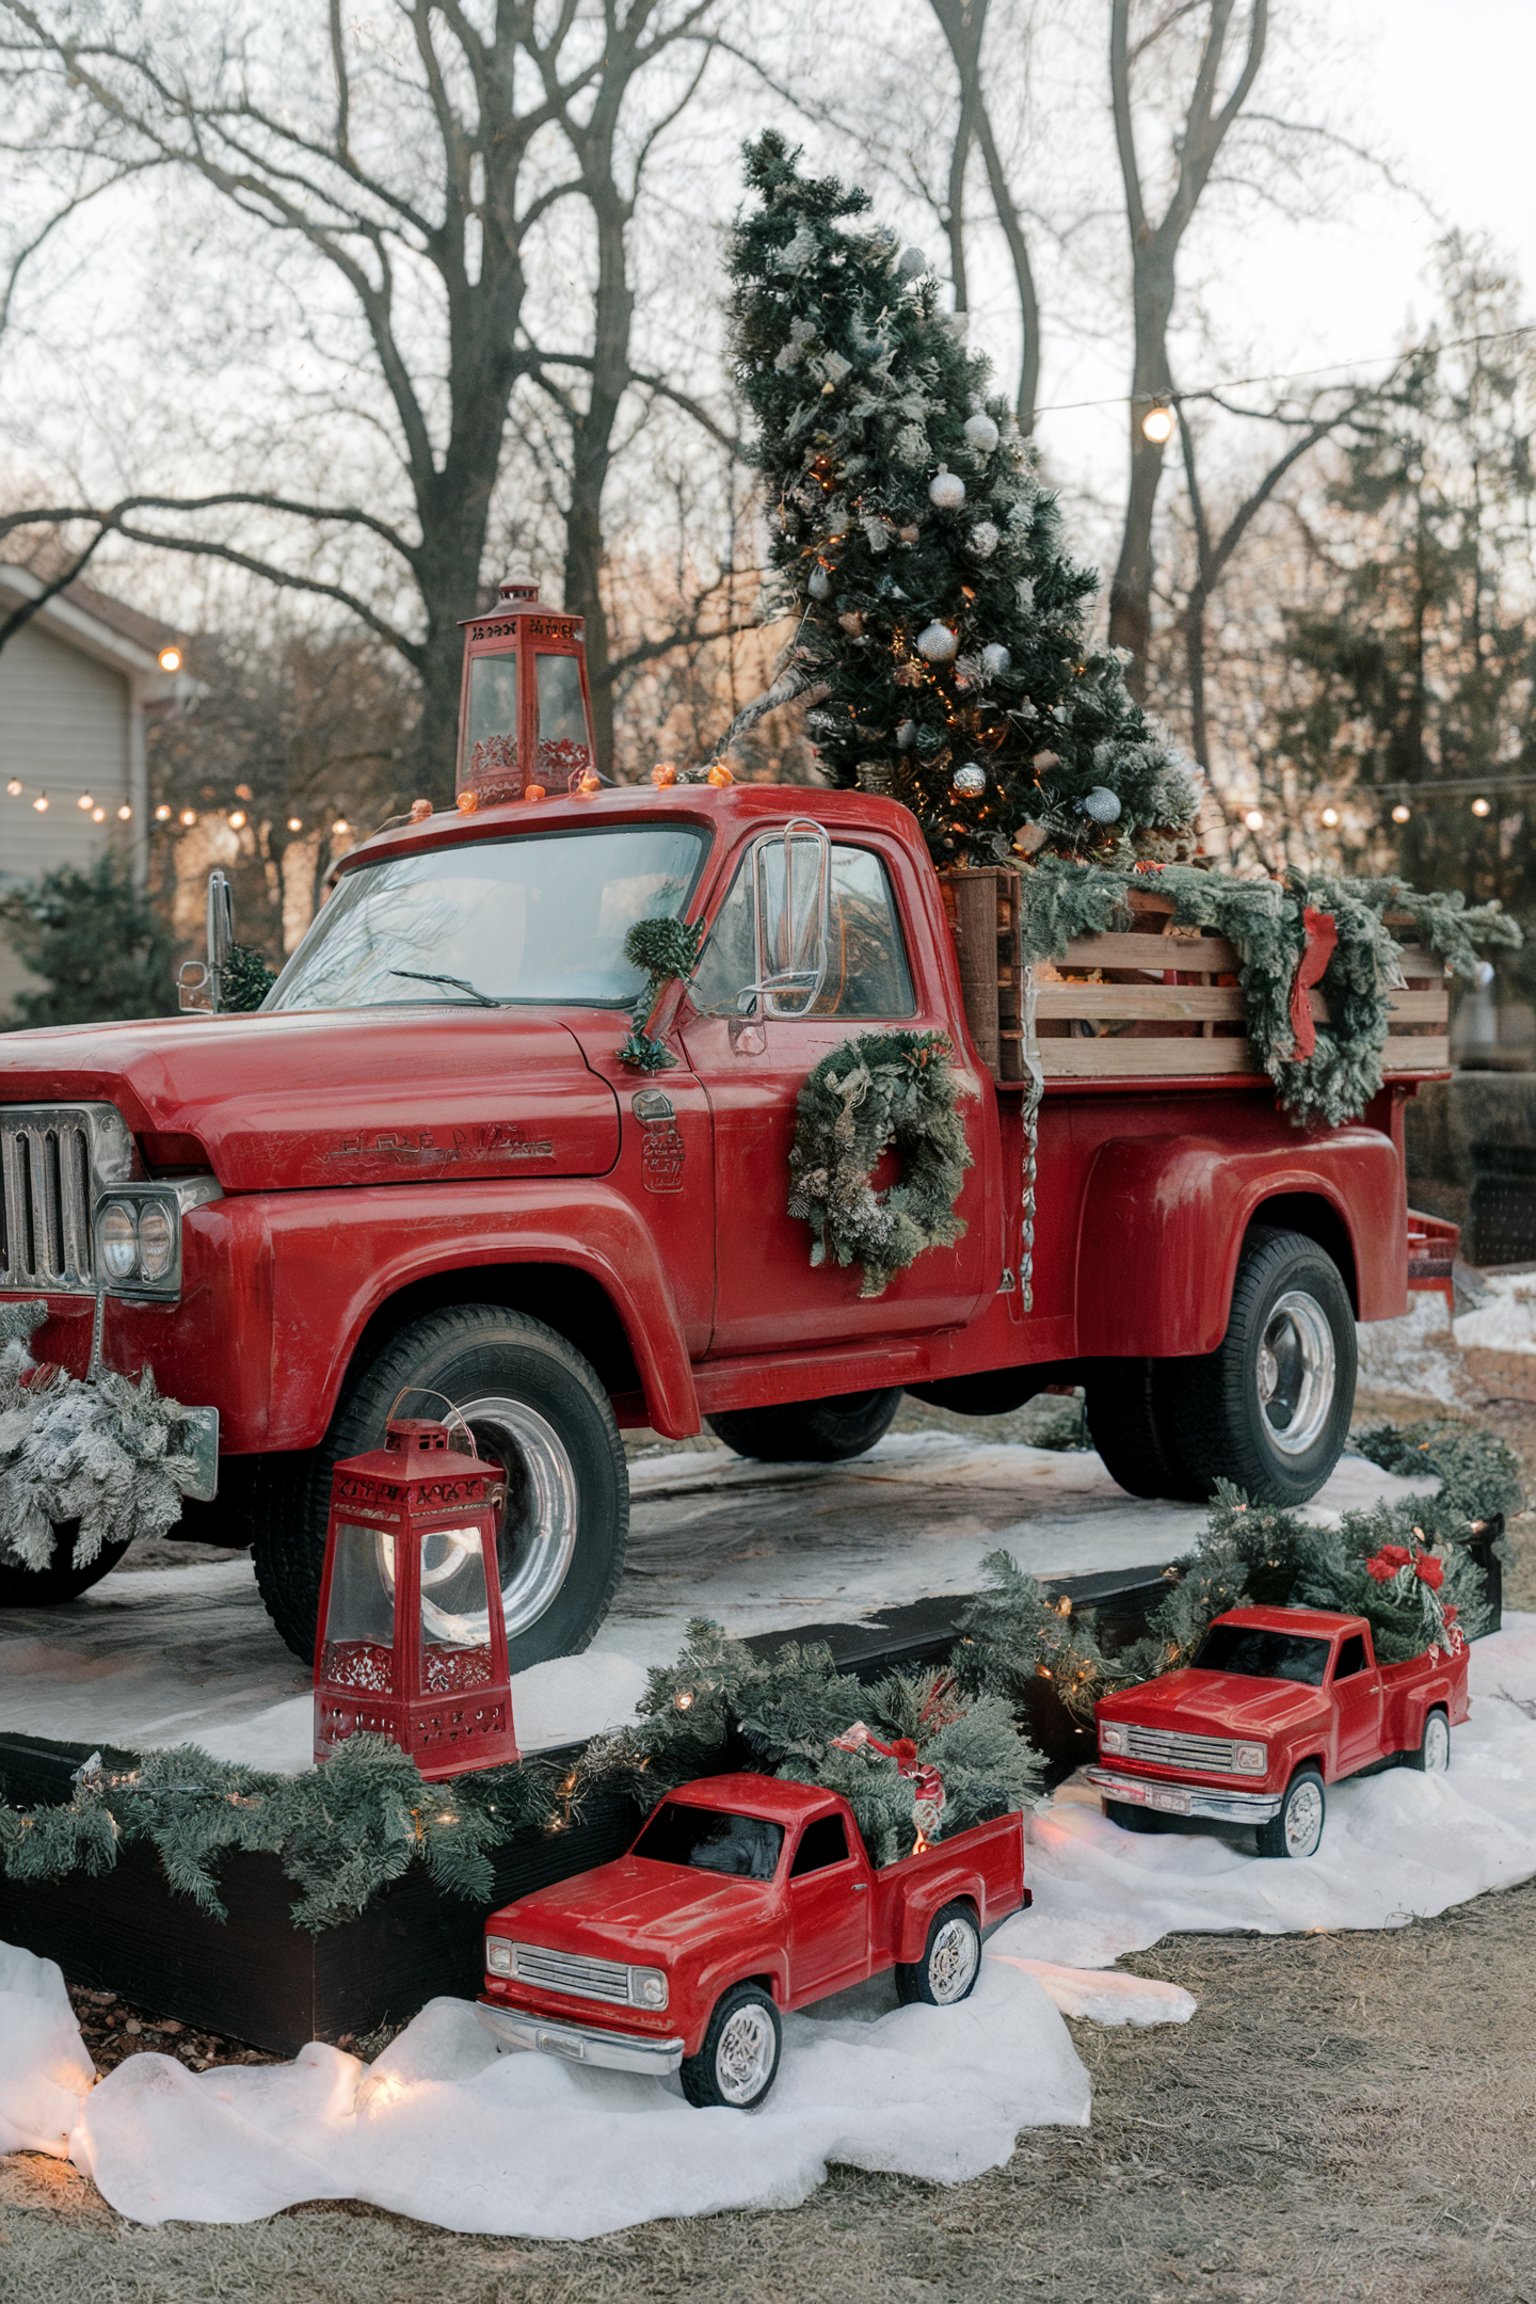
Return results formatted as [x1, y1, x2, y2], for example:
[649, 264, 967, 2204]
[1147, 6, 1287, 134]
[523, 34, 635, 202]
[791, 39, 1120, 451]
[1089, 1605, 1471, 1859]
[476, 1772, 1027, 2108]
[0, 580, 1449, 1664]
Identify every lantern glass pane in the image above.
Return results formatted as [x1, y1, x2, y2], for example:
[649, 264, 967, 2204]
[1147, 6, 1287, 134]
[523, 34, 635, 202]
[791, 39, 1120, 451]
[535, 652, 593, 784]
[462, 653, 520, 787]
[321, 1522, 397, 1693]
[419, 1526, 497, 1695]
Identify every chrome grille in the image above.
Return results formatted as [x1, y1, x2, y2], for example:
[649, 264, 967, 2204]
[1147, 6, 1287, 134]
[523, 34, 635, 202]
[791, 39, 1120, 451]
[509, 1944, 633, 2006]
[1124, 1726, 1241, 1773]
[0, 1103, 134, 1293]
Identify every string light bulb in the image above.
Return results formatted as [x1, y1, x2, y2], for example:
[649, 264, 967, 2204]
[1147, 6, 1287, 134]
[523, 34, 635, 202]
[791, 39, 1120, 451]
[1140, 402, 1176, 445]
[1320, 806, 1339, 829]
[1391, 803, 1411, 824]
[154, 803, 172, 821]
[228, 809, 247, 830]
[179, 808, 197, 827]
[1243, 807, 1265, 831]
[1471, 796, 1491, 817]
[32, 794, 48, 812]
[332, 817, 351, 837]
[287, 815, 303, 832]
[91, 806, 106, 823]
[77, 792, 94, 811]
[5, 778, 20, 797]
[117, 803, 132, 821]
[157, 645, 183, 673]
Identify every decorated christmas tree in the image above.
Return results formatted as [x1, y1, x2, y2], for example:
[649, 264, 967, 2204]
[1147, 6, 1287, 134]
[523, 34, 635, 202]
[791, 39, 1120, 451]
[726, 133, 1200, 869]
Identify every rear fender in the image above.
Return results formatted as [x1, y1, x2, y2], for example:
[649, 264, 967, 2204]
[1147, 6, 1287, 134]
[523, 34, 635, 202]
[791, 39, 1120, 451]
[1074, 1128, 1404, 1358]
[895, 1877, 982, 1966]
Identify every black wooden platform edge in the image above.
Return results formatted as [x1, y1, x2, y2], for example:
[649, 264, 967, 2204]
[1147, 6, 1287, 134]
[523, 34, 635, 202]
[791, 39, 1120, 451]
[0, 1557, 1499, 2055]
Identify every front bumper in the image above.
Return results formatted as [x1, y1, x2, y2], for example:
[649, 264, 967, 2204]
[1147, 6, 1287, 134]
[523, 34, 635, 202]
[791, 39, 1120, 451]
[1088, 1766, 1281, 1826]
[476, 1999, 684, 2075]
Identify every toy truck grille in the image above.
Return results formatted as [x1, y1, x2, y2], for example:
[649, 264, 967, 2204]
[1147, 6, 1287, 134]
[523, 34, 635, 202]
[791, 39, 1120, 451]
[1122, 1726, 1242, 1772]
[0, 1103, 134, 1294]
[504, 1943, 635, 2005]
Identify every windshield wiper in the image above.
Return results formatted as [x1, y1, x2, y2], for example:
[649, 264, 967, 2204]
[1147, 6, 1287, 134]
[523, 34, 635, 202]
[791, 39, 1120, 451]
[388, 968, 501, 1007]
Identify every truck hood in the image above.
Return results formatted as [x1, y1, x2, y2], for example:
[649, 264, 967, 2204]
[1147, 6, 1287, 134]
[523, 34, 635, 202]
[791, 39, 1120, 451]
[1102, 1668, 1329, 1741]
[0, 1008, 621, 1189]
[491, 1855, 776, 1962]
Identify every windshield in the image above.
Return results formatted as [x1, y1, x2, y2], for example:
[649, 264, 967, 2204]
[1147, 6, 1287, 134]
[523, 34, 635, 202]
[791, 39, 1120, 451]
[631, 1802, 784, 1882]
[266, 825, 706, 1012]
[1192, 1624, 1331, 1687]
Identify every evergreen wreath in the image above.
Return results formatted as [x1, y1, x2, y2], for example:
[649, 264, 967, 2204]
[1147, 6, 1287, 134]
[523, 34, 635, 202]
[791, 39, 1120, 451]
[1017, 857, 1518, 1128]
[787, 1028, 975, 1296]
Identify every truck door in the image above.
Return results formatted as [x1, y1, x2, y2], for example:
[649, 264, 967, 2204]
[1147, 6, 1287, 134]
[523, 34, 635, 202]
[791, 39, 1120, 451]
[786, 1811, 871, 1997]
[677, 828, 995, 1352]
[1330, 1631, 1383, 1773]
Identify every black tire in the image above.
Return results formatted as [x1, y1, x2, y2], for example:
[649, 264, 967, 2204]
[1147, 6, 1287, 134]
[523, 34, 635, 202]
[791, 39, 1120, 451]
[250, 1305, 627, 1670]
[1403, 1705, 1451, 1774]
[1164, 1227, 1356, 1506]
[1103, 1798, 1162, 1834]
[1256, 1765, 1326, 1860]
[0, 1523, 131, 1606]
[707, 1386, 902, 1465]
[679, 1983, 782, 2110]
[894, 1900, 982, 2007]
[1083, 1359, 1207, 1502]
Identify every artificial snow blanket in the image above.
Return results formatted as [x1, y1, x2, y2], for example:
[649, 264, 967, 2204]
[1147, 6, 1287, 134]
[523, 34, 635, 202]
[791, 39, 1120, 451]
[4, 1619, 1536, 2237]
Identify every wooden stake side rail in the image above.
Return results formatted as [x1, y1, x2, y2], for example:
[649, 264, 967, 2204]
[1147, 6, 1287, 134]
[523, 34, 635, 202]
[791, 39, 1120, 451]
[937, 871, 1452, 1088]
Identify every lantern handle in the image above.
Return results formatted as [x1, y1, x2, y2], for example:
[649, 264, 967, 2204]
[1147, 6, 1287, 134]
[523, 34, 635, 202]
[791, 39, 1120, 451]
[385, 1386, 482, 1459]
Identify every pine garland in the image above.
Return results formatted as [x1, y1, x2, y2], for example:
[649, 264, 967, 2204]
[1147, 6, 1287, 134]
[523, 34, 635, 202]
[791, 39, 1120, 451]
[616, 914, 707, 1071]
[787, 1028, 975, 1295]
[1017, 857, 1518, 1127]
[0, 1304, 213, 1573]
[726, 133, 1199, 869]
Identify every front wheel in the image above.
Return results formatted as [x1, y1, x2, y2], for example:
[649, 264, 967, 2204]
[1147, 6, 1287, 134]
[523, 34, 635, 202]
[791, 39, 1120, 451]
[250, 1305, 628, 1669]
[0, 1523, 131, 1606]
[1256, 1766, 1327, 1860]
[1103, 1798, 1162, 1835]
[894, 1901, 982, 2006]
[1165, 1227, 1356, 1506]
[680, 1984, 782, 2110]
[707, 1387, 902, 1464]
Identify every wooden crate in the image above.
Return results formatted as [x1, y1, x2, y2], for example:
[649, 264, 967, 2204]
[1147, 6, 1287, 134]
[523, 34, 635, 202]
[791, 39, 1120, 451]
[939, 875, 1449, 1086]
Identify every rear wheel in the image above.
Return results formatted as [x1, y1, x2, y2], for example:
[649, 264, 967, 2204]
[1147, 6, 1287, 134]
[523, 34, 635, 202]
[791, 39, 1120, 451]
[1083, 1359, 1206, 1502]
[894, 1901, 982, 2006]
[0, 1524, 131, 1606]
[250, 1305, 627, 1669]
[1165, 1228, 1355, 1506]
[680, 1984, 782, 2110]
[707, 1386, 902, 1465]
[1404, 1706, 1451, 1773]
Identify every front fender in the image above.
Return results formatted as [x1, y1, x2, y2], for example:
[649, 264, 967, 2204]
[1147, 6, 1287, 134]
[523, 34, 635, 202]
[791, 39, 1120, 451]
[1074, 1128, 1404, 1358]
[686, 1950, 791, 2053]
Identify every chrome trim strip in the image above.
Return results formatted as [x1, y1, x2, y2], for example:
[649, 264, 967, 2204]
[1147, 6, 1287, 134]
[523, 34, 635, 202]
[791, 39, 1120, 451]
[476, 2001, 683, 2074]
[1089, 1767, 1282, 1825]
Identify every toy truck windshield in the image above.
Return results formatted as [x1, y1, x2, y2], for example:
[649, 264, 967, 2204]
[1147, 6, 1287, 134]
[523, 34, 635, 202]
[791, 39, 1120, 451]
[631, 1801, 785, 1881]
[267, 822, 708, 1014]
[1192, 1624, 1332, 1686]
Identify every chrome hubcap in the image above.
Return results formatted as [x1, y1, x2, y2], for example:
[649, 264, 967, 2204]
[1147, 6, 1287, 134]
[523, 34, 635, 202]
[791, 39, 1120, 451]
[715, 2004, 776, 2105]
[1284, 1778, 1324, 1857]
[1256, 1291, 1337, 1457]
[1424, 1712, 1450, 1772]
[457, 1393, 579, 1642]
[928, 1917, 980, 2003]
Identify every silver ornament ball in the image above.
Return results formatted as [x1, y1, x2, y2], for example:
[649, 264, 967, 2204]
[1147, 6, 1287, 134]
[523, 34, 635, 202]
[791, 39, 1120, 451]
[897, 245, 928, 278]
[915, 621, 959, 662]
[807, 566, 832, 601]
[1078, 785, 1123, 825]
[928, 468, 967, 511]
[967, 520, 1000, 559]
[963, 410, 1001, 454]
[951, 762, 987, 798]
[980, 643, 1012, 678]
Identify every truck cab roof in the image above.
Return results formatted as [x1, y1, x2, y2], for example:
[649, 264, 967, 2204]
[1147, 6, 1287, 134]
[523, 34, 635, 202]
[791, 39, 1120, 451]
[657, 1773, 849, 1828]
[1212, 1605, 1368, 1642]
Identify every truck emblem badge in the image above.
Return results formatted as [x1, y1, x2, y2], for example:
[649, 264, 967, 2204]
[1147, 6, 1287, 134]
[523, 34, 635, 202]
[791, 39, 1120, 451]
[326, 1122, 554, 1166]
[632, 1090, 686, 1193]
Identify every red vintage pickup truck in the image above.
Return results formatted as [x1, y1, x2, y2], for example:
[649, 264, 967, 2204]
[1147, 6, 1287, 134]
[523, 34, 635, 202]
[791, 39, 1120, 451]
[476, 1772, 1027, 2108]
[0, 581, 1448, 1665]
[1089, 1605, 1471, 1858]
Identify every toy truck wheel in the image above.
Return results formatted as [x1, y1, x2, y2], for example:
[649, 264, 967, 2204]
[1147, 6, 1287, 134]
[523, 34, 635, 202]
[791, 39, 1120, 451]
[1256, 1766, 1326, 1860]
[250, 1305, 627, 1669]
[1083, 1359, 1206, 1502]
[1103, 1798, 1162, 1834]
[0, 1523, 131, 1606]
[1405, 1706, 1451, 1773]
[1165, 1227, 1356, 1506]
[680, 1984, 782, 2110]
[707, 1387, 902, 1464]
[895, 1901, 983, 2007]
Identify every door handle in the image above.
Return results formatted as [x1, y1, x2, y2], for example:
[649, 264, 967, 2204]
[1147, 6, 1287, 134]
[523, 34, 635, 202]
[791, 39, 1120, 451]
[850, 1881, 868, 1893]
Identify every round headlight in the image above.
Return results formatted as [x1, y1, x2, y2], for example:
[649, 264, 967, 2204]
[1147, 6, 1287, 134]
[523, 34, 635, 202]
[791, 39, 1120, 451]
[1234, 1742, 1268, 1775]
[1100, 1721, 1129, 1757]
[137, 1201, 176, 1282]
[98, 1201, 140, 1281]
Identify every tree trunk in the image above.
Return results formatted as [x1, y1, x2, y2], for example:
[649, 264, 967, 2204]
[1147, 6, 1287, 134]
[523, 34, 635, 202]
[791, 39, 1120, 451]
[562, 176, 635, 780]
[1107, 257, 1174, 694]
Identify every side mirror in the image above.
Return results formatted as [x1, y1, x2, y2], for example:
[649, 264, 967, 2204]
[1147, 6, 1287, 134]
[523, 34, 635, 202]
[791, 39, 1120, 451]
[177, 869, 235, 1012]
[742, 819, 831, 1019]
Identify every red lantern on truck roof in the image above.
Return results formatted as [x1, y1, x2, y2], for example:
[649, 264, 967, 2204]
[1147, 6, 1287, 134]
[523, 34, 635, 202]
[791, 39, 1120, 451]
[456, 576, 599, 806]
[314, 1417, 520, 1780]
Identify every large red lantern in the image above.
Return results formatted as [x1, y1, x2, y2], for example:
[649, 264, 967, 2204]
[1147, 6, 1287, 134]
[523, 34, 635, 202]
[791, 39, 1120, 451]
[456, 576, 598, 806]
[313, 1418, 520, 1780]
